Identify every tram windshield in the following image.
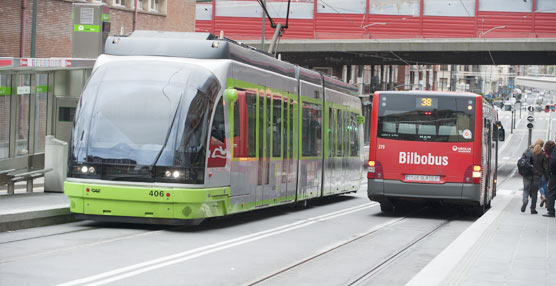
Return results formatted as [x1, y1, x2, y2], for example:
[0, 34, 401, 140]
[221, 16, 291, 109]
[69, 60, 220, 184]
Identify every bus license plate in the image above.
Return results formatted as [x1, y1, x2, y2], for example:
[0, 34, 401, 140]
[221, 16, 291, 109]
[405, 174, 440, 182]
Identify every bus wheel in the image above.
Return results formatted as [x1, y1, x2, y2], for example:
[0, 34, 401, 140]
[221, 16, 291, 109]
[471, 203, 486, 217]
[380, 202, 394, 212]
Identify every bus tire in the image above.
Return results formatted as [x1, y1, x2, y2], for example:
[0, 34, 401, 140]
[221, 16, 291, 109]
[380, 202, 394, 212]
[471, 203, 486, 217]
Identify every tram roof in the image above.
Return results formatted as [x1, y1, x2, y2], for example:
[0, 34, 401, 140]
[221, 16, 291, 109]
[105, 31, 358, 97]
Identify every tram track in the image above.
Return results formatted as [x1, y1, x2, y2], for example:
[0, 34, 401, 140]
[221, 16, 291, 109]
[247, 209, 454, 286]
[0, 226, 173, 264]
[346, 218, 451, 286]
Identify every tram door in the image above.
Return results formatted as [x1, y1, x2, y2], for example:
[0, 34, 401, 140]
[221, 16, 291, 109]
[286, 95, 298, 200]
[256, 91, 271, 206]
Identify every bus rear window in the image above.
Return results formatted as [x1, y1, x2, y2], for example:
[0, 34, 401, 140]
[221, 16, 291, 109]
[377, 94, 475, 142]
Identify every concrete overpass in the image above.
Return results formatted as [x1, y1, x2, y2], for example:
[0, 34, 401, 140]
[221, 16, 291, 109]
[243, 38, 556, 66]
[516, 76, 556, 90]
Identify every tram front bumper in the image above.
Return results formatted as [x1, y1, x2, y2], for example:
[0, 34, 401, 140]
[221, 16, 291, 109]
[64, 181, 231, 223]
[367, 179, 481, 204]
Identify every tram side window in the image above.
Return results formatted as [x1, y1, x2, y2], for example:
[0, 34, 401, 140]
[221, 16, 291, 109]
[246, 93, 257, 157]
[344, 111, 350, 156]
[233, 99, 242, 156]
[272, 98, 282, 158]
[211, 99, 225, 144]
[328, 108, 335, 158]
[232, 92, 257, 158]
[350, 113, 359, 157]
[289, 97, 294, 159]
[336, 110, 342, 157]
[302, 102, 322, 157]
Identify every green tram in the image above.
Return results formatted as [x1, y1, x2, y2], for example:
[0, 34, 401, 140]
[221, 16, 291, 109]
[64, 31, 364, 225]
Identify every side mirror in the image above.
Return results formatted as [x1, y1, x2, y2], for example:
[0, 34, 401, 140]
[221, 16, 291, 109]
[498, 127, 505, 142]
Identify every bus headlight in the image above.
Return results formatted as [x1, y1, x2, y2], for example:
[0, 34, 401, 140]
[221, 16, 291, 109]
[81, 166, 89, 174]
[172, 170, 181, 178]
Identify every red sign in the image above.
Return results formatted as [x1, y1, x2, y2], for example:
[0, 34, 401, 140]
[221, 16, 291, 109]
[0, 59, 13, 67]
[19, 58, 28, 67]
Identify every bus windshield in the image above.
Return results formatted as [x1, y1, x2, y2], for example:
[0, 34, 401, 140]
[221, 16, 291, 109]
[377, 94, 475, 142]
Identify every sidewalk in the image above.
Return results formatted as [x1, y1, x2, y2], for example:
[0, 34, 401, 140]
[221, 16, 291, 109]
[0, 178, 73, 232]
[407, 188, 556, 286]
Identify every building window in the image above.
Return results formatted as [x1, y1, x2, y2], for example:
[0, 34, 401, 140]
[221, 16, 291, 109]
[440, 65, 448, 71]
[150, 0, 159, 11]
[114, 0, 125, 6]
[440, 78, 448, 90]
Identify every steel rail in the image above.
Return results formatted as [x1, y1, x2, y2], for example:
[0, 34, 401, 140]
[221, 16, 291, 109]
[346, 219, 451, 286]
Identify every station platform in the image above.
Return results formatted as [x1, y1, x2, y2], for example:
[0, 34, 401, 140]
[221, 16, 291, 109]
[408, 188, 556, 286]
[0, 179, 73, 232]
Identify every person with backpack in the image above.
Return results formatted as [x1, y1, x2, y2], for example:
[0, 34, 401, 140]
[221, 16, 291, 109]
[540, 141, 551, 208]
[519, 141, 542, 214]
[544, 140, 556, 217]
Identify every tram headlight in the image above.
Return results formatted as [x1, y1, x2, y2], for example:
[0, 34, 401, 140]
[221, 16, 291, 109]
[165, 170, 172, 177]
[80, 166, 89, 174]
[88, 166, 96, 174]
[172, 170, 181, 178]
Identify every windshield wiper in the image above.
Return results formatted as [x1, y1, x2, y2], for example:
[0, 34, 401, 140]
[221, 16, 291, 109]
[149, 92, 185, 173]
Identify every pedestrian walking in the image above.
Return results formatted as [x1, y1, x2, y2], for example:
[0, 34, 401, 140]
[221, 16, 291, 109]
[540, 142, 551, 207]
[520, 140, 544, 214]
[543, 140, 556, 217]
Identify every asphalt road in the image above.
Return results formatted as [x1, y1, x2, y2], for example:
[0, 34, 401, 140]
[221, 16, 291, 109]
[0, 109, 551, 286]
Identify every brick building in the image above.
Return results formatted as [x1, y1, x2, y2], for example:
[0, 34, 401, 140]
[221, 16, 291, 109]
[0, 0, 196, 58]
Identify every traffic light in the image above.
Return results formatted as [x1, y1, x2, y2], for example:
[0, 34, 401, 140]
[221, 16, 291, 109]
[528, 106, 535, 112]
[527, 123, 534, 129]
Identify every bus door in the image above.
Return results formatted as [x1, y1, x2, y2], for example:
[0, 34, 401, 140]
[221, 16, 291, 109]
[484, 118, 493, 196]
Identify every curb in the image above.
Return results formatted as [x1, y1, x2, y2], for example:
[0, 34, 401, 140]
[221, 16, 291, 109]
[0, 208, 76, 232]
[405, 189, 516, 286]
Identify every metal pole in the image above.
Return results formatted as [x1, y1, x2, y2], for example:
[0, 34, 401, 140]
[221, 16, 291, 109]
[511, 110, 514, 134]
[31, 0, 37, 57]
[267, 23, 282, 55]
[528, 127, 532, 146]
[133, 0, 138, 31]
[513, 109, 516, 130]
[20, 0, 27, 57]
[261, 0, 266, 50]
